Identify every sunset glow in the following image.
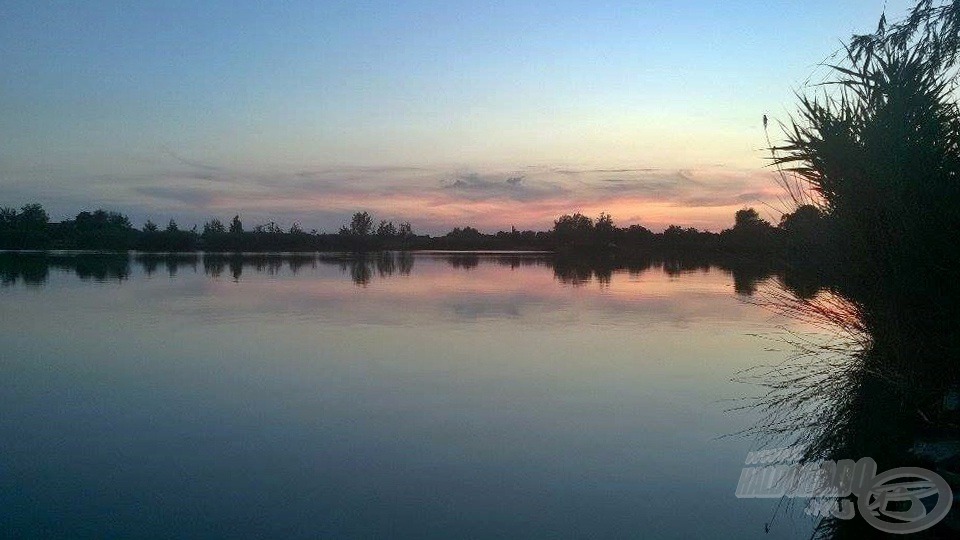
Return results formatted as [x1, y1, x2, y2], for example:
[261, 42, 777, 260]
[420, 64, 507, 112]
[0, 0, 911, 232]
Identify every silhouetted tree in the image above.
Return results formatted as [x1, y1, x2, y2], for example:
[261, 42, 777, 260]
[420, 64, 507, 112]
[253, 221, 283, 234]
[203, 218, 226, 235]
[734, 208, 768, 228]
[594, 212, 616, 246]
[0, 204, 50, 249]
[0, 207, 16, 228]
[376, 220, 397, 238]
[69, 208, 135, 250]
[17, 203, 49, 228]
[446, 226, 483, 239]
[553, 213, 594, 248]
[229, 215, 244, 234]
[719, 208, 777, 254]
[622, 224, 655, 247]
[344, 211, 373, 236]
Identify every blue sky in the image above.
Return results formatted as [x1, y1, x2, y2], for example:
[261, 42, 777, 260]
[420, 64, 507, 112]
[0, 0, 912, 232]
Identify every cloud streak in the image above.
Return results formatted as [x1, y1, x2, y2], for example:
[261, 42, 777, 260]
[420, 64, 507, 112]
[6, 154, 786, 233]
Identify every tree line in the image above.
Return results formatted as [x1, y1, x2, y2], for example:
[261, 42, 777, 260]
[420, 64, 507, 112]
[0, 202, 824, 257]
[0, 206, 422, 252]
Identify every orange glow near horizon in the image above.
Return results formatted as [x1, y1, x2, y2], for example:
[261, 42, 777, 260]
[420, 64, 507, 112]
[178, 165, 789, 234]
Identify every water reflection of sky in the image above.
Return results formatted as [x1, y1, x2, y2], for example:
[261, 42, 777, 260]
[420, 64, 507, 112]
[0, 253, 816, 538]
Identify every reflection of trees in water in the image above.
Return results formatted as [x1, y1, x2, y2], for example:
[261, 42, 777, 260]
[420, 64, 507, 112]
[0, 254, 50, 286]
[443, 253, 480, 270]
[0, 252, 334, 284]
[375, 251, 395, 277]
[324, 252, 415, 286]
[1, 253, 130, 284]
[549, 253, 778, 295]
[287, 256, 316, 275]
[339, 256, 372, 286]
[203, 253, 322, 282]
[229, 257, 243, 282]
[1, 251, 784, 294]
[72, 255, 131, 281]
[433, 253, 551, 272]
[203, 255, 225, 279]
[739, 279, 960, 538]
[397, 251, 414, 275]
[141, 255, 160, 276]
[551, 256, 617, 287]
[135, 254, 199, 277]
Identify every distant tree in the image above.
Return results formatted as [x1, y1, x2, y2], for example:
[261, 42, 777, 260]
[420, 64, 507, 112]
[663, 224, 685, 238]
[398, 221, 413, 238]
[595, 212, 614, 229]
[112, 212, 132, 229]
[0, 204, 49, 249]
[229, 215, 244, 235]
[376, 220, 397, 238]
[73, 209, 131, 230]
[254, 221, 282, 234]
[66, 208, 134, 250]
[17, 203, 49, 228]
[289, 222, 304, 235]
[345, 211, 373, 236]
[734, 208, 770, 229]
[166, 219, 179, 233]
[720, 208, 777, 253]
[553, 213, 594, 246]
[624, 223, 653, 239]
[594, 212, 616, 245]
[0, 207, 17, 228]
[203, 218, 226, 236]
[445, 226, 483, 239]
[143, 220, 159, 233]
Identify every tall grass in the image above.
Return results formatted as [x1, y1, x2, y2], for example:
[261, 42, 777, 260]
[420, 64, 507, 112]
[749, 4, 960, 535]
[770, 1, 960, 380]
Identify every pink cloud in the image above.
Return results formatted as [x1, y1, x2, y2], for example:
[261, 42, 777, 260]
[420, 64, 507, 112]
[117, 161, 788, 233]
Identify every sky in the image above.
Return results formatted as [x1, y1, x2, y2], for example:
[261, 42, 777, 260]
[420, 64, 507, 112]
[0, 0, 913, 233]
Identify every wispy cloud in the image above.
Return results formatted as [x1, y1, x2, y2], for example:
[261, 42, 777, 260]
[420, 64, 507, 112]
[7, 150, 785, 233]
[440, 172, 567, 202]
[161, 147, 224, 173]
[135, 186, 219, 207]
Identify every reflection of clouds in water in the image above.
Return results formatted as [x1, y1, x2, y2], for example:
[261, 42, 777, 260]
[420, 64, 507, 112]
[448, 299, 524, 320]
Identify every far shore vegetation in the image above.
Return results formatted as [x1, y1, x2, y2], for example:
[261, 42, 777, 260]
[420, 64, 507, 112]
[0, 203, 824, 263]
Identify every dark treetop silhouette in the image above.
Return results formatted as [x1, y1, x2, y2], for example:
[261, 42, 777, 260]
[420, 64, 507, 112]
[1, 204, 794, 259]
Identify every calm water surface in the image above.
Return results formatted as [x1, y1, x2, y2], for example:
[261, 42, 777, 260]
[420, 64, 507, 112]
[0, 252, 816, 538]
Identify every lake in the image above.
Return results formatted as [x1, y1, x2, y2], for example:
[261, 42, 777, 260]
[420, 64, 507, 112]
[0, 252, 817, 538]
